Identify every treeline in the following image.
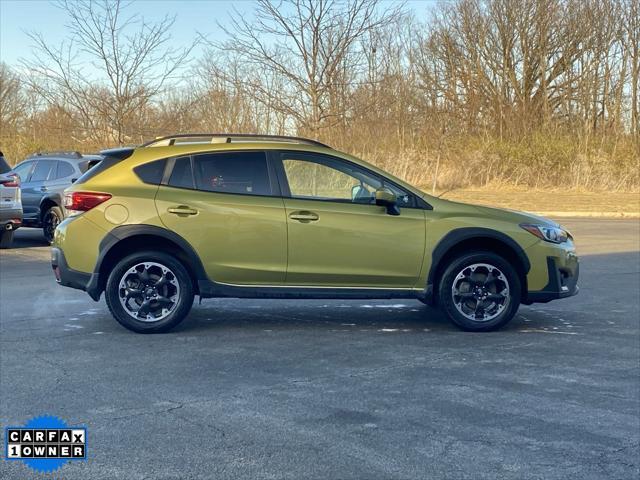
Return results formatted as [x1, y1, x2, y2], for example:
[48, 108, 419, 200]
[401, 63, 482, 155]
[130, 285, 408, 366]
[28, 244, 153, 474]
[0, 0, 638, 190]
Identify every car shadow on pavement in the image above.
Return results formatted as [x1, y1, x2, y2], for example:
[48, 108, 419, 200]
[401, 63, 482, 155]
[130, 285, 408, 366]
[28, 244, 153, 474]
[9, 228, 49, 249]
[173, 300, 500, 334]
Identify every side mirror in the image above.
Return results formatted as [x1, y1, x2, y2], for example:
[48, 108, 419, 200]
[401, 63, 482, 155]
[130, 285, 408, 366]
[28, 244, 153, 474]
[375, 187, 400, 216]
[71, 178, 78, 183]
[351, 184, 363, 201]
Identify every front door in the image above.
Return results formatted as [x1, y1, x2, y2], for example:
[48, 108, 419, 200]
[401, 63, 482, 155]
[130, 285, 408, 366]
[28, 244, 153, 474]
[155, 151, 287, 285]
[275, 152, 426, 288]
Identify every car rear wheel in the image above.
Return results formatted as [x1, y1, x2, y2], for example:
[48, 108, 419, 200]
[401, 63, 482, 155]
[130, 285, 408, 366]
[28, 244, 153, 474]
[0, 229, 14, 249]
[438, 251, 521, 331]
[105, 251, 194, 333]
[43, 206, 63, 244]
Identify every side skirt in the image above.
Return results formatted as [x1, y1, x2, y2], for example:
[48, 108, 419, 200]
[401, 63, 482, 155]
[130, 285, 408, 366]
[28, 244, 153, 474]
[198, 280, 428, 301]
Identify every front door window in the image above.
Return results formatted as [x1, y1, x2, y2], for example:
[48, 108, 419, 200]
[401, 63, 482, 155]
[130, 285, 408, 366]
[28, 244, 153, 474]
[281, 155, 414, 207]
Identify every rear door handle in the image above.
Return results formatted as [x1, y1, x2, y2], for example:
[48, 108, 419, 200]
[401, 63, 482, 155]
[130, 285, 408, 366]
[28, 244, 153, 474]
[289, 211, 319, 222]
[167, 206, 198, 216]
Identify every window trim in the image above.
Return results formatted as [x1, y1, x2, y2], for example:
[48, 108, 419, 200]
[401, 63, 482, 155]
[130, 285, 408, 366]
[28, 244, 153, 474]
[272, 150, 430, 210]
[160, 150, 282, 198]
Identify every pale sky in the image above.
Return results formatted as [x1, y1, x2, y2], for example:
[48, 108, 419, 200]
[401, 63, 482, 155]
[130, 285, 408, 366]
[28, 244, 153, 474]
[0, 0, 436, 68]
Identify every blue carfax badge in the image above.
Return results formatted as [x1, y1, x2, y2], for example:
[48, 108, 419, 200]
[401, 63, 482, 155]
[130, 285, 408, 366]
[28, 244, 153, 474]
[5, 415, 87, 473]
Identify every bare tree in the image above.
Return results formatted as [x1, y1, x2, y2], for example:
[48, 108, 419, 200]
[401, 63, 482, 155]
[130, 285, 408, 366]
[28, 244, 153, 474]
[623, 0, 639, 137]
[3, 0, 637, 190]
[22, 0, 197, 145]
[0, 63, 24, 135]
[210, 0, 400, 136]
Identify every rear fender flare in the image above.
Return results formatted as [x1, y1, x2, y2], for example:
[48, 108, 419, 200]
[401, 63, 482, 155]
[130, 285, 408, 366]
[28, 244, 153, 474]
[86, 225, 208, 300]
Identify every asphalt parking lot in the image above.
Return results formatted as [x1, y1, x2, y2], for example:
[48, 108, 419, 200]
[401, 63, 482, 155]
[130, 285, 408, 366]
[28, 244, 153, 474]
[1, 219, 638, 479]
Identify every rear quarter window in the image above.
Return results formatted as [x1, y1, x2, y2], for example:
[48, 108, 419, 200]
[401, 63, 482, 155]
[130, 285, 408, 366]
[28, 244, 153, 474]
[134, 159, 167, 185]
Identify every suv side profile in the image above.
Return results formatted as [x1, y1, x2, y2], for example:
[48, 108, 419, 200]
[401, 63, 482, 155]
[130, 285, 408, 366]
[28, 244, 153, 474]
[12, 152, 101, 243]
[52, 134, 579, 333]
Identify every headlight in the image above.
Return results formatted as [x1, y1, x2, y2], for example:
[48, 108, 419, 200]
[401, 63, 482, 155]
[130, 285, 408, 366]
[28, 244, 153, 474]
[520, 223, 569, 243]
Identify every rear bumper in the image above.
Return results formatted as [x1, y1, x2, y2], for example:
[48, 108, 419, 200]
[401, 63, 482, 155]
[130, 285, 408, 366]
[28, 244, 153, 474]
[0, 207, 23, 228]
[523, 256, 579, 304]
[51, 247, 95, 295]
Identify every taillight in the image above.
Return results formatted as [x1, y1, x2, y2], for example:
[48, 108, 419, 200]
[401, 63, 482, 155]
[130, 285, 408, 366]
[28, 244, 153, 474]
[64, 191, 112, 212]
[0, 173, 20, 187]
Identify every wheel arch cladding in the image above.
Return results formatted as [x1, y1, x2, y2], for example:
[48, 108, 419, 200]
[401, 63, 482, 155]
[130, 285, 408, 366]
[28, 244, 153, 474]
[429, 228, 530, 302]
[95, 225, 207, 295]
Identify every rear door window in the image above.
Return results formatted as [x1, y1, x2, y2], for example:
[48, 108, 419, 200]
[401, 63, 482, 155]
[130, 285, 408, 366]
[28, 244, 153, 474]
[192, 151, 272, 196]
[29, 160, 56, 182]
[168, 156, 194, 189]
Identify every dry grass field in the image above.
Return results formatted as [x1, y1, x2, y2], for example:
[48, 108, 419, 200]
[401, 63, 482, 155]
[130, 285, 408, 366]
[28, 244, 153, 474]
[428, 187, 640, 217]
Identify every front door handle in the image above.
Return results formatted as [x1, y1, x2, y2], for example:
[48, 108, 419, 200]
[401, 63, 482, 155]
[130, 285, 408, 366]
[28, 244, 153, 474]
[289, 210, 319, 223]
[167, 205, 198, 216]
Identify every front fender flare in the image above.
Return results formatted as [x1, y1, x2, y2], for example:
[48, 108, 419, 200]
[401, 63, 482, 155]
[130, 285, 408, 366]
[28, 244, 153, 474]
[427, 227, 531, 291]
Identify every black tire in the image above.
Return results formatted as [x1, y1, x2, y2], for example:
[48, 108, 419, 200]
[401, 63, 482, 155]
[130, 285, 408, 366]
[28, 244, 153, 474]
[438, 251, 521, 332]
[105, 251, 194, 333]
[0, 229, 14, 249]
[42, 206, 63, 244]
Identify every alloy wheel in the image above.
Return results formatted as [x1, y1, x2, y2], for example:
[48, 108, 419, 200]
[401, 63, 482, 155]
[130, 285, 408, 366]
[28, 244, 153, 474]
[451, 263, 510, 322]
[43, 211, 60, 242]
[118, 262, 180, 322]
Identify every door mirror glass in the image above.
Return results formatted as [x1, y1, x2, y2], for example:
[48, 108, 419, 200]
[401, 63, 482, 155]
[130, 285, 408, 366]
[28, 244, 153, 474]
[375, 187, 400, 215]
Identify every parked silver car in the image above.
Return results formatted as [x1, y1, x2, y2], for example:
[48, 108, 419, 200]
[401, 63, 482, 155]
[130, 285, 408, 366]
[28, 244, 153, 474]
[0, 151, 23, 248]
[11, 152, 101, 243]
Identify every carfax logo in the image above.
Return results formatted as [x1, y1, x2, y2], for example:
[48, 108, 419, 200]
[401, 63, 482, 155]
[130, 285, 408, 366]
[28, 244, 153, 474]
[4, 415, 87, 473]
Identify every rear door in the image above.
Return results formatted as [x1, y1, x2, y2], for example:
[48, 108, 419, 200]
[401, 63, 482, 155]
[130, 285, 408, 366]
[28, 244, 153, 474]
[21, 160, 56, 221]
[44, 160, 76, 198]
[155, 150, 288, 285]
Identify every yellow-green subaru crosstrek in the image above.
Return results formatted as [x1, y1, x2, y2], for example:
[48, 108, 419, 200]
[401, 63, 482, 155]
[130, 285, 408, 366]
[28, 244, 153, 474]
[52, 134, 579, 333]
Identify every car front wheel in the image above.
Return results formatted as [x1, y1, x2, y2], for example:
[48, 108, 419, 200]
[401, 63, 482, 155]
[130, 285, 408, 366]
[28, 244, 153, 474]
[438, 251, 521, 332]
[105, 251, 194, 333]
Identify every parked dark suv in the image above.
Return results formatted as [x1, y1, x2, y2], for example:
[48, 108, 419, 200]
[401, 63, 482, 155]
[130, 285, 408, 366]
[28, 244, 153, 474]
[12, 152, 101, 243]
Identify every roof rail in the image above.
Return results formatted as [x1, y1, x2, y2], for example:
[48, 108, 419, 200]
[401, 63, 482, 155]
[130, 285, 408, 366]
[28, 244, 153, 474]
[141, 133, 330, 149]
[30, 151, 83, 159]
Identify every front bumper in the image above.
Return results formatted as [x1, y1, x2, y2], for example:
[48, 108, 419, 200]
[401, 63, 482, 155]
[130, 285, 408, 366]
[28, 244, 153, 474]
[523, 256, 579, 304]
